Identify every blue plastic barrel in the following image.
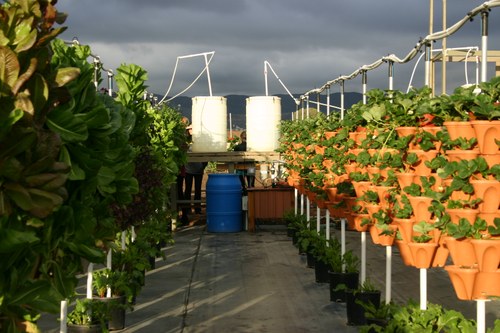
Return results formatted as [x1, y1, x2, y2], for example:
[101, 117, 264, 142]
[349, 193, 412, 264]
[206, 173, 242, 232]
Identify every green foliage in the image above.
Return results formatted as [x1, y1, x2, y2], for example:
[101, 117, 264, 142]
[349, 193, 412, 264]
[393, 195, 413, 219]
[488, 218, 500, 237]
[412, 221, 434, 243]
[446, 218, 487, 240]
[92, 268, 134, 307]
[110, 63, 188, 229]
[67, 298, 109, 332]
[373, 300, 477, 333]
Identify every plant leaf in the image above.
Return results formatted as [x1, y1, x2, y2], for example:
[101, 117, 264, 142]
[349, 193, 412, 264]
[46, 106, 88, 142]
[0, 46, 20, 94]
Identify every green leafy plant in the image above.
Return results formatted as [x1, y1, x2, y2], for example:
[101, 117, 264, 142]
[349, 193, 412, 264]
[412, 221, 435, 243]
[67, 298, 109, 332]
[445, 218, 488, 240]
[361, 300, 477, 333]
[393, 195, 413, 219]
[487, 218, 500, 237]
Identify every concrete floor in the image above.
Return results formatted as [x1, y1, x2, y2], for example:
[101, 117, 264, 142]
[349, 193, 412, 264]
[38, 219, 499, 332]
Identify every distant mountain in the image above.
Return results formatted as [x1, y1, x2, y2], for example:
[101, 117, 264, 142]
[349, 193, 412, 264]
[165, 93, 363, 129]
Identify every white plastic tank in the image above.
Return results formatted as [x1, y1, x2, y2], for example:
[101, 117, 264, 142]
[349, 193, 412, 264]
[246, 96, 281, 152]
[191, 96, 227, 152]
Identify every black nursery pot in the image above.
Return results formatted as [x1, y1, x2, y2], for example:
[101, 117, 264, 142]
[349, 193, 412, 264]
[306, 251, 316, 268]
[345, 289, 381, 326]
[314, 260, 329, 283]
[94, 295, 126, 331]
[328, 271, 359, 303]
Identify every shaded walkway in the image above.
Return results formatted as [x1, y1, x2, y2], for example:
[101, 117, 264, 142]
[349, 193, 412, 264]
[121, 225, 357, 333]
[39, 223, 499, 332]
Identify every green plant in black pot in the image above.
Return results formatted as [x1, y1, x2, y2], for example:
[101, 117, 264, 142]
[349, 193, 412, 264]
[327, 248, 360, 303]
[346, 279, 382, 326]
[285, 212, 308, 243]
[67, 298, 109, 333]
[111, 242, 151, 303]
[92, 269, 132, 330]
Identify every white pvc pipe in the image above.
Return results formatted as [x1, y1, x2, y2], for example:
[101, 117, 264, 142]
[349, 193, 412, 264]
[204, 53, 213, 96]
[420, 268, 427, 310]
[316, 206, 321, 234]
[361, 232, 366, 284]
[425, 44, 432, 87]
[388, 61, 394, 91]
[362, 71, 367, 105]
[340, 81, 345, 120]
[121, 231, 126, 250]
[106, 250, 112, 297]
[477, 299, 488, 333]
[306, 97, 310, 119]
[131, 226, 136, 243]
[264, 62, 269, 96]
[386, 246, 392, 304]
[481, 11, 488, 83]
[326, 85, 331, 116]
[60, 300, 67, 333]
[86, 263, 93, 299]
[341, 218, 346, 273]
[326, 210, 330, 242]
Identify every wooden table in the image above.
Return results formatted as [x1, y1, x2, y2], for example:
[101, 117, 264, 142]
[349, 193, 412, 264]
[247, 186, 294, 232]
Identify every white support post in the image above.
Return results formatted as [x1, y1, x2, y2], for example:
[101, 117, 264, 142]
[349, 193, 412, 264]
[481, 11, 488, 83]
[60, 300, 67, 333]
[362, 71, 367, 105]
[477, 299, 488, 333]
[326, 210, 330, 242]
[386, 246, 392, 304]
[106, 250, 112, 298]
[340, 81, 345, 120]
[420, 268, 427, 310]
[326, 85, 331, 116]
[300, 194, 304, 215]
[121, 231, 126, 250]
[388, 61, 394, 91]
[361, 231, 367, 285]
[86, 263, 93, 299]
[316, 206, 321, 234]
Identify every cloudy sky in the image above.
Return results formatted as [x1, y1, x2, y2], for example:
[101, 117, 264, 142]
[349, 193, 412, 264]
[56, 1, 500, 100]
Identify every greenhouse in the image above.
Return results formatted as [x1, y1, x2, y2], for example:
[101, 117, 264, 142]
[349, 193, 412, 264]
[1, 1, 500, 333]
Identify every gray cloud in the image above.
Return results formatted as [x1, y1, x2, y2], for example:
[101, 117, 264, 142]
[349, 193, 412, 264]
[57, 0, 500, 98]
